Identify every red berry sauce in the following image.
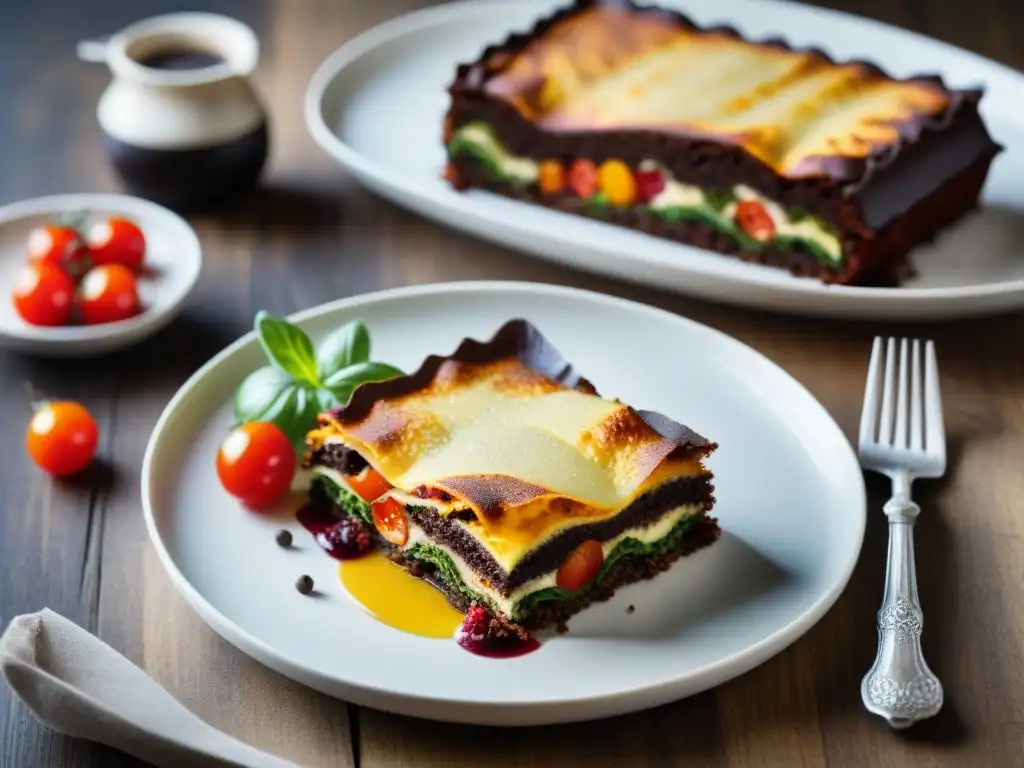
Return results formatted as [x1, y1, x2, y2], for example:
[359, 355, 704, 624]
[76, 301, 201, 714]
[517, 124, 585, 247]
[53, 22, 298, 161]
[455, 604, 540, 658]
[296, 503, 373, 560]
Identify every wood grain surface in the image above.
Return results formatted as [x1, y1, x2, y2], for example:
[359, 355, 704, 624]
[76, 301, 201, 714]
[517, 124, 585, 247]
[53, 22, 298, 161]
[1, 0, 1023, 766]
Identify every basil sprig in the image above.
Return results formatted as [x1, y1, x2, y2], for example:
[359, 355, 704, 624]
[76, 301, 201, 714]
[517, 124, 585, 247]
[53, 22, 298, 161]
[233, 311, 403, 447]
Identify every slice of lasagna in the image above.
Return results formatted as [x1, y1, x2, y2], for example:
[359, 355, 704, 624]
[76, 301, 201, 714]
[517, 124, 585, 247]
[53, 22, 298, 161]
[304, 319, 719, 629]
[443, 0, 1001, 285]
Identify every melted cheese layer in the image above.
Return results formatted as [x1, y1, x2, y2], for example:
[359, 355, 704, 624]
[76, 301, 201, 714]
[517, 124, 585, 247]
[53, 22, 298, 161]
[308, 356, 711, 562]
[483, 6, 951, 177]
[310, 359, 703, 510]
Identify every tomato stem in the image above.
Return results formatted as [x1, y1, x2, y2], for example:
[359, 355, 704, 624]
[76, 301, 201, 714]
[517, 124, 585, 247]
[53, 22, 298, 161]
[22, 380, 46, 413]
[55, 208, 90, 233]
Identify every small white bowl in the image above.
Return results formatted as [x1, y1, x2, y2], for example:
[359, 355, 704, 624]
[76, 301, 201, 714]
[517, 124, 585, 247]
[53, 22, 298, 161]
[0, 193, 202, 357]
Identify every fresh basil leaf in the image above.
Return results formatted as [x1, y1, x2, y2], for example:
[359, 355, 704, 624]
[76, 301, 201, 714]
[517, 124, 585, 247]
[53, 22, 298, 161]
[233, 365, 320, 449]
[319, 361, 403, 410]
[233, 365, 294, 424]
[324, 361, 404, 391]
[314, 387, 343, 414]
[322, 381, 357, 410]
[315, 319, 371, 378]
[254, 311, 320, 385]
[271, 381, 323, 448]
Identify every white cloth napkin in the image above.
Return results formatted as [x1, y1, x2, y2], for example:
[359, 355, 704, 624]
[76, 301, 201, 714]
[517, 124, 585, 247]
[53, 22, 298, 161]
[0, 609, 301, 768]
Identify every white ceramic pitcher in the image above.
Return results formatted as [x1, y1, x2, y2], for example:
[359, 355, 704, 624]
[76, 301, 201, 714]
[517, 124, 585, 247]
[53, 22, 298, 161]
[78, 13, 269, 211]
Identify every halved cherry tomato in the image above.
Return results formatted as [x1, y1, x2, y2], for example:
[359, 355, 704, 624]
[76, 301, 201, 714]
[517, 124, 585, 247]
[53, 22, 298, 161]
[538, 159, 566, 195]
[216, 421, 296, 508]
[27, 224, 90, 277]
[556, 540, 604, 592]
[735, 200, 776, 241]
[346, 466, 392, 503]
[371, 497, 409, 546]
[568, 159, 599, 198]
[11, 262, 75, 326]
[26, 400, 99, 476]
[85, 217, 146, 271]
[76, 264, 140, 325]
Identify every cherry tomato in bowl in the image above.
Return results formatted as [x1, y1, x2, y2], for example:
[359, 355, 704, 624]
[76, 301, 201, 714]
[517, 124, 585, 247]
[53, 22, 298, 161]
[27, 224, 90, 277]
[76, 264, 141, 325]
[216, 421, 296, 508]
[26, 400, 99, 476]
[11, 262, 75, 326]
[0, 193, 202, 357]
[86, 216, 146, 271]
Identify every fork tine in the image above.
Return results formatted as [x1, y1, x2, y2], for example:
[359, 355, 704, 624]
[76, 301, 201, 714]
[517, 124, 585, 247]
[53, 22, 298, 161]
[894, 338, 910, 449]
[878, 338, 897, 445]
[910, 339, 924, 452]
[924, 340, 946, 459]
[859, 337, 883, 447]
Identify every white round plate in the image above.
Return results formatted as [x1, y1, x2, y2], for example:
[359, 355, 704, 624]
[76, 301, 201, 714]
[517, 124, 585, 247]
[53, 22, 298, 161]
[0, 193, 202, 357]
[142, 281, 866, 726]
[306, 0, 1024, 320]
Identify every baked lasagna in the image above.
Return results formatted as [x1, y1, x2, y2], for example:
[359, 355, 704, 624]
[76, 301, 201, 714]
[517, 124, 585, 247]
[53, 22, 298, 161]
[304, 319, 719, 629]
[442, 0, 1002, 285]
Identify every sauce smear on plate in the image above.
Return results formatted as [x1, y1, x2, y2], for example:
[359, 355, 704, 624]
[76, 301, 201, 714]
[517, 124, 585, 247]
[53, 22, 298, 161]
[338, 551, 463, 639]
[296, 503, 540, 655]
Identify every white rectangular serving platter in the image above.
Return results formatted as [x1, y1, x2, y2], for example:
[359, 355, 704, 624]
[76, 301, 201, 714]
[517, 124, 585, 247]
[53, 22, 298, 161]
[305, 0, 1024, 320]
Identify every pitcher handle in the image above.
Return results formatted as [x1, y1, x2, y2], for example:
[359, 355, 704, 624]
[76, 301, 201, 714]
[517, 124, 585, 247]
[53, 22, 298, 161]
[76, 38, 109, 63]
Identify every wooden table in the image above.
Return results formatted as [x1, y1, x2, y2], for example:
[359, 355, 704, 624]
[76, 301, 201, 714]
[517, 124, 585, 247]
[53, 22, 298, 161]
[2, 0, 1023, 765]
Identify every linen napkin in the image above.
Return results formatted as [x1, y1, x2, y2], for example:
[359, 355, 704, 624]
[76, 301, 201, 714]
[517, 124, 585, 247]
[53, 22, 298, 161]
[0, 609, 300, 768]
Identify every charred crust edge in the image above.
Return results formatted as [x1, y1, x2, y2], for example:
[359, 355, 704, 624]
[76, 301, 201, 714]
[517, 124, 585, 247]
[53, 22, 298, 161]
[327, 318, 714, 452]
[444, 0, 1002, 189]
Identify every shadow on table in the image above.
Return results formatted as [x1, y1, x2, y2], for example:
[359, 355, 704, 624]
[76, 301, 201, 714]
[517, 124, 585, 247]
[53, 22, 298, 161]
[195, 181, 346, 232]
[355, 698, 736, 767]
[102, 312, 245, 395]
[56, 455, 117, 494]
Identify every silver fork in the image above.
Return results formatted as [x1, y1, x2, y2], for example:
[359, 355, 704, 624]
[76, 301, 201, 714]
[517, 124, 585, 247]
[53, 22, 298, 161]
[857, 337, 945, 729]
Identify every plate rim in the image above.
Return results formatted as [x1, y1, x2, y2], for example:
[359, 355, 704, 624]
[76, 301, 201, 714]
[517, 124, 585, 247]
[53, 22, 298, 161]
[303, 0, 1024, 315]
[0, 192, 203, 347]
[140, 280, 868, 724]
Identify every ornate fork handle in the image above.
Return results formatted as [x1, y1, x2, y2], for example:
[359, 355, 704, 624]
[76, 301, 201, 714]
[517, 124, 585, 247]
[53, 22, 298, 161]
[860, 497, 944, 729]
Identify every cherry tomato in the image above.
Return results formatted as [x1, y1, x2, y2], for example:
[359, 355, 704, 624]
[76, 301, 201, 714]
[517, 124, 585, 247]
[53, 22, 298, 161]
[568, 159, 599, 198]
[443, 163, 467, 190]
[85, 217, 146, 271]
[538, 159, 566, 195]
[371, 497, 409, 546]
[26, 400, 99, 476]
[27, 224, 89, 277]
[216, 421, 296, 508]
[735, 200, 776, 241]
[11, 262, 75, 326]
[556, 540, 604, 592]
[346, 466, 392, 503]
[76, 264, 140, 325]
